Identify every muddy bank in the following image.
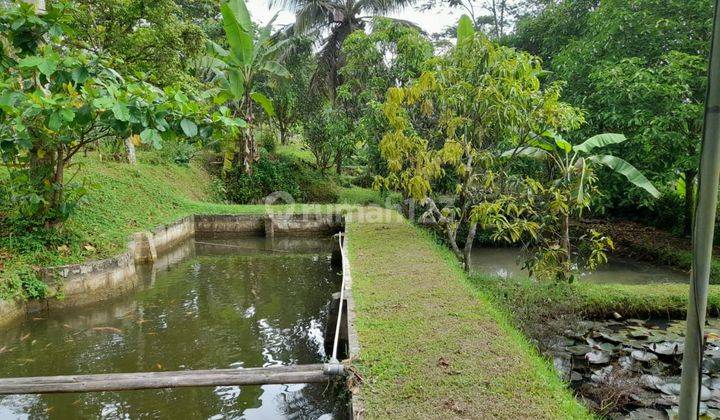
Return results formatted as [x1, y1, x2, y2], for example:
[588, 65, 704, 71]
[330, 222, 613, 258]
[579, 219, 720, 283]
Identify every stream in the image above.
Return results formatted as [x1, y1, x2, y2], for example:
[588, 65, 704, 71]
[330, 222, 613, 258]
[0, 236, 349, 419]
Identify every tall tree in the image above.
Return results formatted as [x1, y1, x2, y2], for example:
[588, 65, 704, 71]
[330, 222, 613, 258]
[267, 36, 314, 145]
[274, 0, 414, 100]
[511, 0, 712, 234]
[338, 17, 433, 175]
[378, 16, 582, 269]
[70, 0, 206, 87]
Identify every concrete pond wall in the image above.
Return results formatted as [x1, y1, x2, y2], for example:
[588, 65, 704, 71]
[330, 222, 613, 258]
[0, 213, 344, 327]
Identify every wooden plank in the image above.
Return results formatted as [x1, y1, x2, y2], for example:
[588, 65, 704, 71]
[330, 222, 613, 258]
[0, 364, 337, 395]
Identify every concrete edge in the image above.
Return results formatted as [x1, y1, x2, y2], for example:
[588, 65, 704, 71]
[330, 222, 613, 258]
[0, 213, 344, 327]
[341, 234, 364, 420]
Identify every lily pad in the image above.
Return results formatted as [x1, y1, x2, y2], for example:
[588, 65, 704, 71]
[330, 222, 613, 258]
[627, 408, 668, 419]
[590, 365, 614, 382]
[647, 341, 684, 356]
[586, 350, 610, 364]
[632, 350, 659, 362]
[659, 382, 682, 396]
[619, 355, 635, 369]
[596, 331, 625, 344]
[566, 344, 591, 356]
[639, 374, 663, 390]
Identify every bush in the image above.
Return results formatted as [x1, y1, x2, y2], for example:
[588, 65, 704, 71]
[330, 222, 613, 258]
[223, 154, 339, 204]
[258, 127, 278, 153]
[140, 141, 198, 166]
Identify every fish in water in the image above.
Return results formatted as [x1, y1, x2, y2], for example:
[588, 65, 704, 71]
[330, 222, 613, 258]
[92, 327, 123, 334]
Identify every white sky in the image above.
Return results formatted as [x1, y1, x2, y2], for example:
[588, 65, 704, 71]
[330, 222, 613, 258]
[245, 0, 463, 35]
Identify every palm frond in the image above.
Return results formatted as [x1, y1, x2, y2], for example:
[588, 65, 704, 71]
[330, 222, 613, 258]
[356, 0, 414, 15]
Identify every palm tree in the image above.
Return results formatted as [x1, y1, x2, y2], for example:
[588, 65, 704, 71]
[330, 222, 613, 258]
[273, 0, 416, 100]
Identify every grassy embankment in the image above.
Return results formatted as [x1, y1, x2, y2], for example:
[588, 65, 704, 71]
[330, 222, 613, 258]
[0, 155, 386, 299]
[473, 275, 720, 320]
[345, 208, 591, 419]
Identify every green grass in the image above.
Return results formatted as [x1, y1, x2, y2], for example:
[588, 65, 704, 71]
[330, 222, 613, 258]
[276, 142, 316, 164]
[472, 275, 720, 319]
[345, 208, 591, 419]
[338, 186, 400, 207]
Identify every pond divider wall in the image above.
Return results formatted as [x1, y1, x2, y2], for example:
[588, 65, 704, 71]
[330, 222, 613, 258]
[0, 213, 344, 327]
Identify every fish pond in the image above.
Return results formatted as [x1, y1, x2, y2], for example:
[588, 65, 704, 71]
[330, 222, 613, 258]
[471, 247, 688, 284]
[0, 236, 349, 419]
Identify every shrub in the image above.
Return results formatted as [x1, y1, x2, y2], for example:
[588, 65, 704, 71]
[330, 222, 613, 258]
[223, 154, 339, 204]
[140, 141, 198, 166]
[258, 127, 278, 153]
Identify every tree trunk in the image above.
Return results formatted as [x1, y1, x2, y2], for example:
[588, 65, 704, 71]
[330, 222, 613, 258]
[279, 124, 289, 145]
[48, 145, 65, 228]
[561, 211, 571, 264]
[125, 136, 137, 165]
[684, 169, 696, 236]
[462, 221, 478, 272]
[242, 132, 252, 175]
[334, 150, 342, 174]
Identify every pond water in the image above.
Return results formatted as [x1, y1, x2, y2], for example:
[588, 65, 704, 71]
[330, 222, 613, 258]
[0, 236, 348, 419]
[471, 247, 688, 284]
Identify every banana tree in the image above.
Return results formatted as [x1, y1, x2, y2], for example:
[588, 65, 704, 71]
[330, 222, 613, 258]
[504, 132, 660, 267]
[217, 0, 290, 175]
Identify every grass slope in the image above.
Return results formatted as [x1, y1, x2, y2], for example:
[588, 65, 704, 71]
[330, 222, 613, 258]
[345, 208, 590, 419]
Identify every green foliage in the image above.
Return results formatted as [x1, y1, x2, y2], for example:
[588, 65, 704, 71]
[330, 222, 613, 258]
[140, 141, 198, 166]
[222, 154, 339, 204]
[71, 0, 206, 87]
[511, 0, 711, 234]
[486, 132, 658, 281]
[211, 0, 290, 175]
[267, 37, 314, 145]
[377, 16, 582, 269]
[301, 104, 354, 174]
[285, 0, 417, 99]
[338, 18, 433, 176]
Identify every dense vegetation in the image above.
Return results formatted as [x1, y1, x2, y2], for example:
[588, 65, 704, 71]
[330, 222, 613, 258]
[0, 0, 717, 417]
[0, 0, 713, 294]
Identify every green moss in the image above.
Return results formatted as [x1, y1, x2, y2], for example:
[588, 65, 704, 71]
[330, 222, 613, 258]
[346, 208, 590, 419]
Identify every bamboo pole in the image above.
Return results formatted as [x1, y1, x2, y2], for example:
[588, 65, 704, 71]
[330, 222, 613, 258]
[0, 364, 343, 395]
[678, 0, 720, 417]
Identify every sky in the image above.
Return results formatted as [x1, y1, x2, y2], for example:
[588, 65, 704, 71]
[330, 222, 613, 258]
[244, 0, 464, 36]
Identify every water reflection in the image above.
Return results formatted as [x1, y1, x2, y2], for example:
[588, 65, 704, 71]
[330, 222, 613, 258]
[0, 236, 348, 419]
[471, 247, 688, 284]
